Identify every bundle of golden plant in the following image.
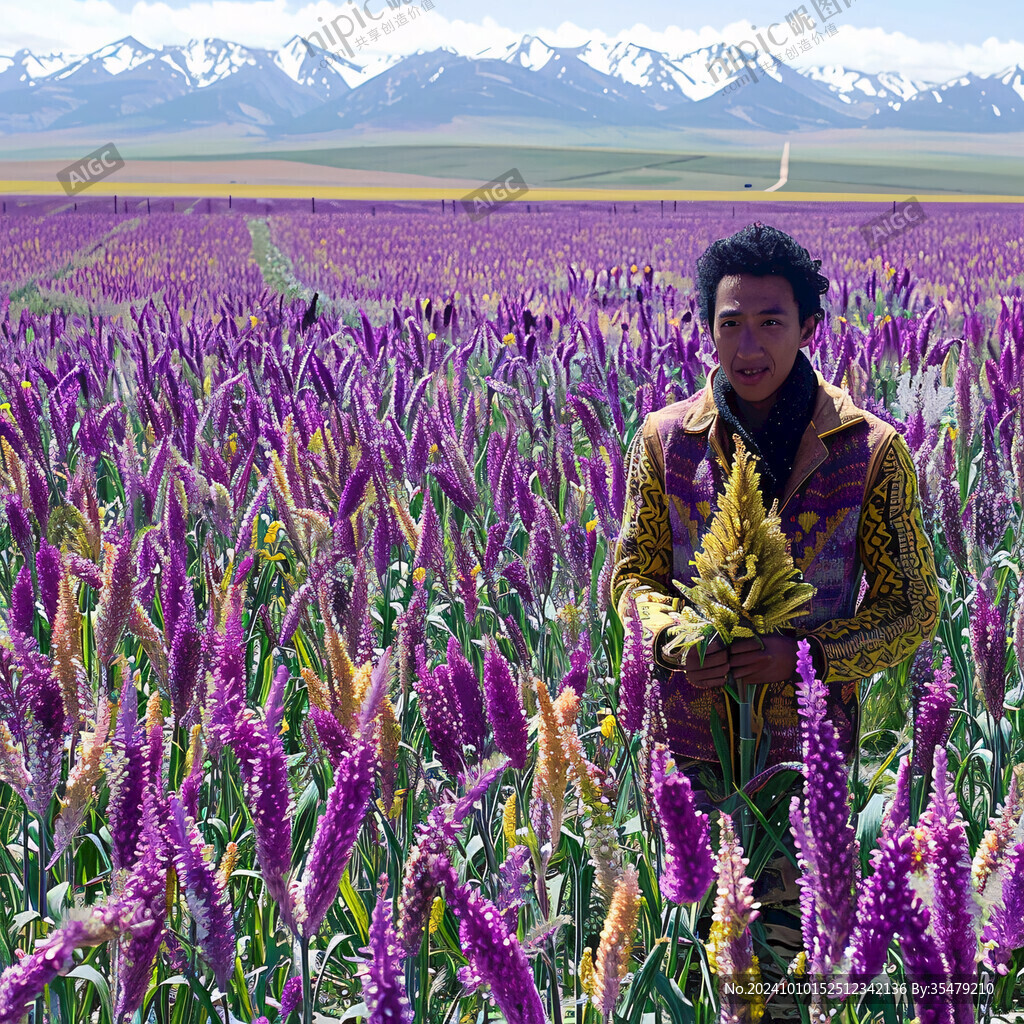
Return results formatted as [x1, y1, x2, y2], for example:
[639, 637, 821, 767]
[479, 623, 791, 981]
[661, 434, 815, 660]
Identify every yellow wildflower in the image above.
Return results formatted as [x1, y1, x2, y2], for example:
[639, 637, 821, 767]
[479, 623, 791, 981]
[579, 948, 597, 996]
[249, 315, 259, 328]
[789, 951, 807, 977]
[413, 566, 427, 584]
[183, 724, 203, 776]
[503, 793, 518, 848]
[217, 843, 239, 888]
[145, 690, 163, 732]
[429, 896, 444, 935]
[600, 714, 617, 740]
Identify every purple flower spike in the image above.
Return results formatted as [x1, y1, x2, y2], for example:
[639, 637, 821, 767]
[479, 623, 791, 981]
[414, 645, 465, 777]
[496, 845, 532, 930]
[0, 907, 123, 1024]
[500, 559, 535, 607]
[279, 976, 303, 1019]
[981, 840, 1024, 975]
[4, 495, 34, 570]
[445, 876, 547, 1024]
[107, 680, 146, 871]
[446, 635, 487, 756]
[359, 879, 414, 1024]
[16, 645, 66, 819]
[482, 639, 528, 770]
[899, 903, 955, 1024]
[35, 542, 61, 624]
[227, 670, 295, 931]
[883, 755, 912, 836]
[618, 585, 652, 734]
[918, 746, 979, 1024]
[650, 745, 714, 905]
[96, 525, 136, 667]
[912, 655, 957, 782]
[396, 762, 507, 952]
[848, 828, 915, 981]
[295, 732, 377, 938]
[527, 509, 554, 597]
[113, 808, 170, 1023]
[9, 564, 34, 639]
[790, 640, 858, 977]
[710, 813, 761, 1024]
[168, 796, 236, 991]
[970, 570, 1008, 722]
[559, 629, 590, 697]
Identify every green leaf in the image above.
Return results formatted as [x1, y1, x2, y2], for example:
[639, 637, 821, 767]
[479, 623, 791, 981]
[66, 964, 113, 1018]
[9, 910, 41, 937]
[653, 972, 696, 1024]
[339, 867, 370, 943]
[622, 939, 667, 1022]
[155, 972, 222, 1023]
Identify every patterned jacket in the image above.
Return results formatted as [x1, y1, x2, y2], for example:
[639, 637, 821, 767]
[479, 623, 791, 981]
[610, 364, 940, 767]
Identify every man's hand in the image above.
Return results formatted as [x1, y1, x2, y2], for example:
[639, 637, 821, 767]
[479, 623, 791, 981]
[727, 635, 799, 687]
[683, 636, 730, 689]
[659, 631, 799, 689]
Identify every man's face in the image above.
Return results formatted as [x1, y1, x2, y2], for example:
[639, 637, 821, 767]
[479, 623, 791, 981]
[710, 273, 817, 412]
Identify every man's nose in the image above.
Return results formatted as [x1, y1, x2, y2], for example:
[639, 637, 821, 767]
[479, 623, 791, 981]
[736, 325, 763, 356]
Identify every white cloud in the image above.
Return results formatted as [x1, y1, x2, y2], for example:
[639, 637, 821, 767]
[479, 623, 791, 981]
[0, 0, 1021, 82]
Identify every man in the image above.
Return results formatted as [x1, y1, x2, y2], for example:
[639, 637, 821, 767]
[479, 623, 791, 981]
[611, 223, 940, 1019]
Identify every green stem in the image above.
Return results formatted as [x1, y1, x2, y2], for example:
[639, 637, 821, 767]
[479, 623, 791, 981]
[734, 673, 755, 855]
[300, 935, 313, 1024]
[36, 813, 48, 917]
[667, 902, 684, 980]
[22, 811, 30, 916]
[991, 708, 1002, 817]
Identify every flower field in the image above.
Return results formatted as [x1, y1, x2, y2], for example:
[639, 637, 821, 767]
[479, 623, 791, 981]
[0, 200, 1022, 1024]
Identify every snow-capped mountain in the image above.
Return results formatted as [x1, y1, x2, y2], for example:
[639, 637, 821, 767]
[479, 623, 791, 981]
[0, 33, 1021, 138]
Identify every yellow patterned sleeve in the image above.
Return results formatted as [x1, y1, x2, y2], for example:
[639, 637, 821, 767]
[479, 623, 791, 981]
[610, 419, 690, 669]
[796, 431, 940, 685]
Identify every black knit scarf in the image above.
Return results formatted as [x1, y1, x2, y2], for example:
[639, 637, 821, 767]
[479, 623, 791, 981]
[711, 349, 819, 506]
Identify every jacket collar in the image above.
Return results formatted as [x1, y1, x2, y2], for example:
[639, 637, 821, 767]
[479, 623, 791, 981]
[680, 364, 865, 441]
[679, 364, 866, 514]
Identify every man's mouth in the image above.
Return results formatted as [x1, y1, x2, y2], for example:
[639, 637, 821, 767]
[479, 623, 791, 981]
[735, 367, 770, 384]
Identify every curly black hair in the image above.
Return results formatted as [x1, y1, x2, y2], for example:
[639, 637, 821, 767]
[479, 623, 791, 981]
[695, 222, 830, 331]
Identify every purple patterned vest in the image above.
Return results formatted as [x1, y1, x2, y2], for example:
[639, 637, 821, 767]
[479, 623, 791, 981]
[647, 366, 896, 766]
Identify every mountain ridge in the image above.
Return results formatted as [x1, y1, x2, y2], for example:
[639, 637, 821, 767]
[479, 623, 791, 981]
[1, 34, 1022, 138]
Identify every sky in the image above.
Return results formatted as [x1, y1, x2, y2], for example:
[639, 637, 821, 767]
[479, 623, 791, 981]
[1, 0, 1022, 81]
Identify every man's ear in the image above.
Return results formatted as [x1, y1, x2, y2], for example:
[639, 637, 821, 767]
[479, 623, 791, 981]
[799, 314, 817, 346]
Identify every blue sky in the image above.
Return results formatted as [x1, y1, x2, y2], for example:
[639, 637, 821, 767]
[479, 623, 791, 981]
[75, 0, 1021, 43]
[2, 0, 1022, 80]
